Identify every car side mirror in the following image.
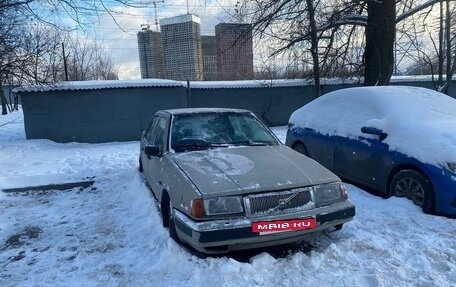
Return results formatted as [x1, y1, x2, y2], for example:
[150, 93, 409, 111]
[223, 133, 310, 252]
[145, 145, 160, 157]
[361, 126, 388, 141]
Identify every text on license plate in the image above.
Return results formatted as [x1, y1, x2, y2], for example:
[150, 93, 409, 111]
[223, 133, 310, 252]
[252, 218, 316, 234]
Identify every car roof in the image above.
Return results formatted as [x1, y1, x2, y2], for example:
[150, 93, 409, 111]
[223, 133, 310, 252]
[162, 107, 252, 115]
[289, 85, 456, 167]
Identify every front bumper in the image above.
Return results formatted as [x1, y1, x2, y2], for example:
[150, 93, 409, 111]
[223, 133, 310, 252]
[428, 166, 456, 216]
[173, 200, 355, 254]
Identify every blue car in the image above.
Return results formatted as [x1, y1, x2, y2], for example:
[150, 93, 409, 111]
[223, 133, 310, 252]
[286, 86, 456, 216]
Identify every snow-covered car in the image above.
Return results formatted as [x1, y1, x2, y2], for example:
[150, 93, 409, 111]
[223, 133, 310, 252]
[139, 108, 355, 254]
[286, 86, 456, 216]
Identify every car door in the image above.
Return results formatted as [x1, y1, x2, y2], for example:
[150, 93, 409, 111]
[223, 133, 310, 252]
[332, 134, 388, 189]
[141, 116, 159, 180]
[302, 128, 334, 170]
[325, 96, 388, 189]
[144, 116, 168, 193]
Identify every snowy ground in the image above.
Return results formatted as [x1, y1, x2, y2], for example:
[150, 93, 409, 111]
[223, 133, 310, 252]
[1, 110, 456, 287]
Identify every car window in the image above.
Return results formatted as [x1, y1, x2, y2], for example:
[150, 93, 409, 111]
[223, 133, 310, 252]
[152, 117, 167, 154]
[145, 117, 159, 143]
[170, 112, 279, 152]
[230, 115, 275, 143]
[291, 93, 384, 139]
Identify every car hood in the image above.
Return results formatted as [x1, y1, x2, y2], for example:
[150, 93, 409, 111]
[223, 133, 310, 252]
[171, 145, 339, 197]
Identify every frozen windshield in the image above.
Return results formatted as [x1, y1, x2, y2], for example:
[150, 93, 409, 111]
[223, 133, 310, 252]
[171, 112, 279, 152]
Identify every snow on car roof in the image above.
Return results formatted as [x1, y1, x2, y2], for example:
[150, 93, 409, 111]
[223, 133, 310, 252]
[289, 86, 456, 165]
[164, 107, 251, 115]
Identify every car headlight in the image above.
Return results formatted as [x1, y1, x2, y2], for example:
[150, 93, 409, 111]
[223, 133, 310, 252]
[447, 163, 456, 173]
[313, 182, 347, 207]
[203, 196, 244, 215]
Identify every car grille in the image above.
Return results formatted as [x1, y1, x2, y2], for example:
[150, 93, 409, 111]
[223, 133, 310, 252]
[244, 187, 314, 217]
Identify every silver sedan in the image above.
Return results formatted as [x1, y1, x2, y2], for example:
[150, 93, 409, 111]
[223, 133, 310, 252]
[139, 108, 355, 254]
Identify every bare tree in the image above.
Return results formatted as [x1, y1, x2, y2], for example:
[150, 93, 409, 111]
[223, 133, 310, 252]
[402, 1, 456, 93]
[2, 0, 149, 29]
[247, 0, 367, 96]
[64, 37, 118, 81]
[245, 0, 453, 93]
[0, 0, 134, 114]
[0, 5, 31, 114]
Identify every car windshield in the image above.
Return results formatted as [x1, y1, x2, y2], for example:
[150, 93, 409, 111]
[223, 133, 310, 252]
[171, 112, 279, 152]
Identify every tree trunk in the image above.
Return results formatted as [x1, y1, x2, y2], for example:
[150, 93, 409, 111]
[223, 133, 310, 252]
[1, 81, 7, 115]
[438, 0, 444, 87]
[306, 0, 321, 97]
[444, 0, 451, 94]
[364, 0, 396, 86]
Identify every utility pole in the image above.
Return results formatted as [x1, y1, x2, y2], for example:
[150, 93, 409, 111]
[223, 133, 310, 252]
[62, 43, 69, 81]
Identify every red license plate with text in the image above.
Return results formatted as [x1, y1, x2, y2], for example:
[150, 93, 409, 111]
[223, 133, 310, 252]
[252, 218, 316, 235]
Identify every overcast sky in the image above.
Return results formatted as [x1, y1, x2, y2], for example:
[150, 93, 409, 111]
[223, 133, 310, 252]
[56, 1, 441, 80]
[81, 0, 240, 80]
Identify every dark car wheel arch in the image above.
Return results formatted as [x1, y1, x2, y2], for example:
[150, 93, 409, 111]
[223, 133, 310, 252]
[139, 157, 143, 173]
[161, 191, 179, 241]
[161, 191, 171, 228]
[389, 168, 435, 214]
[292, 142, 309, 157]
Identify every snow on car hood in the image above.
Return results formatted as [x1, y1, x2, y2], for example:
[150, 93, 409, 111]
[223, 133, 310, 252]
[289, 86, 456, 166]
[171, 145, 339, 197]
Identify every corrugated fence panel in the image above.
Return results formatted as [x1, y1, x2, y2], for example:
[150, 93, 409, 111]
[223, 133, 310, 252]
[21, 87, 187, 143]
[18, 80, 456, 143]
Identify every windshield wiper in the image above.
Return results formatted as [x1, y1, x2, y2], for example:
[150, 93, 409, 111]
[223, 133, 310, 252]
[231, 140, 269, 146]
[172, 139, 208, 151]
[207, 143, 231, 148]
[172, 139, 231, 151]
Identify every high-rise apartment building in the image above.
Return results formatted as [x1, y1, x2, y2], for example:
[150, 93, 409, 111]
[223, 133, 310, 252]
[160, 14, 203, 80]
[215, 23, 254, 80]
[201, 36, 217, 81]
[137, 24, 164, 79]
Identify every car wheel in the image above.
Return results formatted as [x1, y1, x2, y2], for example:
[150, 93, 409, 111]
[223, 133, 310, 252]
[162, 194, 179, 241]
[139, 158, 143, 173]
[390, 170, 434, 214]
[293, 143, 309, 157]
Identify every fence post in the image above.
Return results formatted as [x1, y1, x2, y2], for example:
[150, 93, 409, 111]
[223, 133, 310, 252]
[186, 78, 191, 108]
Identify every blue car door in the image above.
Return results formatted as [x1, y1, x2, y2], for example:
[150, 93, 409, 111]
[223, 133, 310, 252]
[332, 135, 389, 190]
[291, 127, 333, 170]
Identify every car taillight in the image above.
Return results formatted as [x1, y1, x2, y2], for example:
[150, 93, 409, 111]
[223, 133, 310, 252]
[190, 198, 205, 218]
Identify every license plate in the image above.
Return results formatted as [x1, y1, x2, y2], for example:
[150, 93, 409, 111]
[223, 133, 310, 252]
[252, 218, 316, 235]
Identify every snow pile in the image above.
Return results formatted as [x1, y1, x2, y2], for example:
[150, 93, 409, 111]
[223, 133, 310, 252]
[1, 111, 456, 286]
[0, 106, 25, 142]
[289, 86, 456, 165]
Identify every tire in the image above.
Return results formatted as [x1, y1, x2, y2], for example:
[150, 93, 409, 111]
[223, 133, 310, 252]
[390, 169, 434, 214]
[161, 194, 179, 241]
[138, 158, 143, 173]
[293, 142, 309, 157]
[167, 199, 179, 241]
